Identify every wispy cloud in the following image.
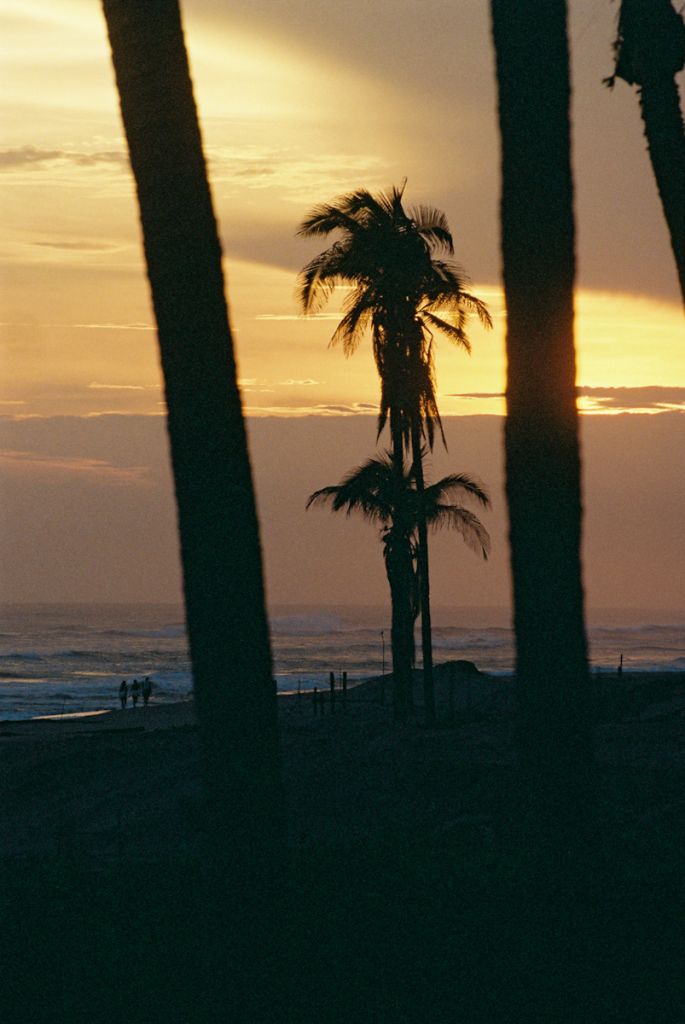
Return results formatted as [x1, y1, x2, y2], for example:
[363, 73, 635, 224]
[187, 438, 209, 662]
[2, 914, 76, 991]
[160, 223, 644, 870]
[33, 240, 123, 253]
[0, 145, 125, 171]
[0, 449, 148, 484]
[254, 313, 342, 322]
[0, 321, 154, 332]
[208, 145, 386, 204]
[244, 402, 377, 417]
[75, 322, 154, 332]
[87, 382, 158, 392]
[448, 392, 504, 400]
[448, 387, 685, 414]
[577, 386, 685, 412]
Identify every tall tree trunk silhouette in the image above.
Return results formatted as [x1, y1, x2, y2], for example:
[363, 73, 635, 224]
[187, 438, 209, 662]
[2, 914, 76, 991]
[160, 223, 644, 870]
[390, 405, 413, 722]
[410, 419, 436, 726]
[101, 0, 282, 891]
[607, 0, 685, 307]
[490, 0, 594, 834]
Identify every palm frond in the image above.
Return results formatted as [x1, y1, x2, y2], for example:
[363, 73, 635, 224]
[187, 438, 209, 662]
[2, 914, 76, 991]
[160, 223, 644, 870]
[330, 296, 374, 355]
[456, 291, 494, 329]
[424, 472, 491, 509]
[408, 205, 454, 253]
[426, 258, 469, 293]
[305, 485, 343, 510]
[307, 453, 401, 525]
[296, 241, 354, 313]
[297, 202, 364, 239]
[419, 310, 471, 353]
[427, 505, 491, 559]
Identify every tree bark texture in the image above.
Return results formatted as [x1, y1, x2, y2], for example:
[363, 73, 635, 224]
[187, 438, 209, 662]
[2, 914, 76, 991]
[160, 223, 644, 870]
[491, 0, 594, 828]
[613, 0, 685, 307]
[638, 75, 685, 306]
[101, 0, 282, 879]
[390, 408, 414, 722]
[411, 420, 436, 726]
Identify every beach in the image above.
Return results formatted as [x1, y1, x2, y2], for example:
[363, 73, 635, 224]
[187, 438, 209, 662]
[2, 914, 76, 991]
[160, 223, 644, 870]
[4, 664, 685, 1023]
[3, 665, 685, 860]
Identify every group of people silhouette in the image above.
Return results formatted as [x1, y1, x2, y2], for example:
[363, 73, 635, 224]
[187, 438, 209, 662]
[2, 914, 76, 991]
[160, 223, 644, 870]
[119, 676, 152, 709]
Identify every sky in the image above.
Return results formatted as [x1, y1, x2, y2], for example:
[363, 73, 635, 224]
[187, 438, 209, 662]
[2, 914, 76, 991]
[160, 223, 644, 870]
[0, 0, 683, 613]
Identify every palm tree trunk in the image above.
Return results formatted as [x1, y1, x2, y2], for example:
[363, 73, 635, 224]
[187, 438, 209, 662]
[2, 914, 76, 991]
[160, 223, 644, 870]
[638, 73, 685, 305]
[410, 421, 436, 726]
[102, 0, 282, 887]
[389, 409, 413, 722]
[612, 0, 685, 307]
[491, 0, 594, 835]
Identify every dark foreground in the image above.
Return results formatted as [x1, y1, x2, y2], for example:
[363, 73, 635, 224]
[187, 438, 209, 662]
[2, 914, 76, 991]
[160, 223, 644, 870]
[2, 667, 684, 1022]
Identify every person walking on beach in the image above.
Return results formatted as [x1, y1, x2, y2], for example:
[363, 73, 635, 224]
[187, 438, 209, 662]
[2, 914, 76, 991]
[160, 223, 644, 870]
[119, 680, 128, 709]
[142, 676, 152, 707]
[130, 678, 140, 707]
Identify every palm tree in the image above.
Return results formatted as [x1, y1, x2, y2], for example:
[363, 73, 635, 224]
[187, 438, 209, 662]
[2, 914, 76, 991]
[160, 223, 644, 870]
[101, 0, 282, 891]
[307, 453, 490, 719]
[297, 186, 492, 722]
[490, 0, 594, 834]
[605, 0, 685, 307]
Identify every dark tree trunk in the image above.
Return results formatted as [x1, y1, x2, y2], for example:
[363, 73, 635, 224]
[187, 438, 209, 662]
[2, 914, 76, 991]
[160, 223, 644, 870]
[638, 76, 685, 305]
[101, 0, 282, 886]
[490, 0, 594, 833]
[389, 409, 414, 722]
[411, 420, 436, 726]
[611, 0, 685, 306]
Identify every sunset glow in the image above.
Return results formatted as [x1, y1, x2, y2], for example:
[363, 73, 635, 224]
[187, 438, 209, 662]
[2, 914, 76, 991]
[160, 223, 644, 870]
[1, 0, 682, 609]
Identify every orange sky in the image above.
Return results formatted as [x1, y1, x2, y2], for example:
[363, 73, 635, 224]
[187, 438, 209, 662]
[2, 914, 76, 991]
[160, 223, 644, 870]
[0, 0, 683, 608]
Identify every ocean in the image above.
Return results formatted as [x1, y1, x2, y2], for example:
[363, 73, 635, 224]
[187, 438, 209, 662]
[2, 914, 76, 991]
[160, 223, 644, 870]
[0, 602, 683, 721]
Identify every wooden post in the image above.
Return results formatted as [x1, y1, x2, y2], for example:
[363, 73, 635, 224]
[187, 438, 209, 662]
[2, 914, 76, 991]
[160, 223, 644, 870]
[313, 686, 319, 716]
[329, 671, 336, 713]
[342, 671, 347, 707]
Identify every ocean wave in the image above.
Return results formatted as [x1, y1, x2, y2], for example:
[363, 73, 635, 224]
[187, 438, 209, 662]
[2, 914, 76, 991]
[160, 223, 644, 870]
[432, 633, 513, 650]
[591, 624, 685, 636]
[270, 613, 345, 636]
[92, 625, 187, 641]
[0, 651, 43, 662]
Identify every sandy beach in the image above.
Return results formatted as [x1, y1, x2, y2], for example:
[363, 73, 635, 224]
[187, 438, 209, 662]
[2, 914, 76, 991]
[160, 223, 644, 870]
[4, 663, 685, 1024]
[3, 664, 685, 861]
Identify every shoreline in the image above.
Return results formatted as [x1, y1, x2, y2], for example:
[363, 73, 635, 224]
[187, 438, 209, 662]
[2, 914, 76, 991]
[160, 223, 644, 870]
[1, 667, 684, 862]
[1, 665, 683, 733]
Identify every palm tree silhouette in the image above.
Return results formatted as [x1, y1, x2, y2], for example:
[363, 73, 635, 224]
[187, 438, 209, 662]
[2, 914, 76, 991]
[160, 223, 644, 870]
[605, 0, 685, 307]
[297, 186, 492, 722]
[307, 453, 490, 719]
[491, 0, 594, 835]
[101, 0, 282, 887]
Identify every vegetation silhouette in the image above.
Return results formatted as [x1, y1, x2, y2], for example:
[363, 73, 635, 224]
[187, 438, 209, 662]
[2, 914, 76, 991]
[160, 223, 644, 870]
[6, 3, 683, 1022]
[490, 0, 594, 839]
[307, 452, 490, 715]
[605, 0, 685, 307]
[297, 186, 491, 722]
[102, 0, 283, 1009]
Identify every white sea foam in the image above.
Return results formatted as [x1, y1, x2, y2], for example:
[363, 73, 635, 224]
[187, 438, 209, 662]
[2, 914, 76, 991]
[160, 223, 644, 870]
[0, 603, 682, 721]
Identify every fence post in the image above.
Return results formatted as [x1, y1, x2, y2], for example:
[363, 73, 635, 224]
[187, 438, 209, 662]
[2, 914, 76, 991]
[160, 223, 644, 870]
[329, 671, 336, 713]
[342, 671, 347, 707]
